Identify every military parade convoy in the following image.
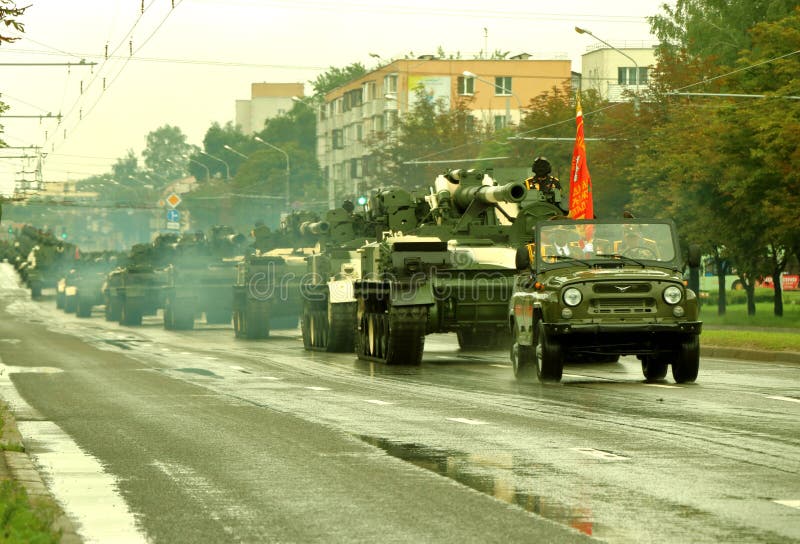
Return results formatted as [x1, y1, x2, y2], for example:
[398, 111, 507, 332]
[0, 167, 702, 384]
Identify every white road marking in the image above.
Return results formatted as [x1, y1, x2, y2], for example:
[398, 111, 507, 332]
[263, 377, 281, 381]
[446, 417, 488, 425]
[573, 447, 629, 461]
[765, 395, 800, 404]
[562, 373, 614, 381]
[2, 366, 63, 374]
[643, 383, 681, 389]
[489, 364, 508, 369]
[305, 386, 331, 391]
[204, 356, 219, 360]
[773, 500, 800, 510]
[364, 399, 393, 405]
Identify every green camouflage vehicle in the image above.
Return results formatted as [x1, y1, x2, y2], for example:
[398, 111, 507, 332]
[16, 225, 76, 299]
[509, 218, 702, 383]
[301, 196, 414, 352]
[232, 212, 326, 339]
[103, 233, 178, 326]
[60, 252, 121, 317]
[354, 168, 565, 365]
[162, 226, 246, 330]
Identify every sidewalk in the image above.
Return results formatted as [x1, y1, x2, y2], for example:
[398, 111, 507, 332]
[0, 403, 81, 544]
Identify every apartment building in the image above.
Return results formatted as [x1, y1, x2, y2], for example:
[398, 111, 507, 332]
[235, 82, 305, 134]
[316, 57, 572, 207]
[579, 43, 656, 101]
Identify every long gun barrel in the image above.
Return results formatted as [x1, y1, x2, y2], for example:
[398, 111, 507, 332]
[299, 221, 331, 236]
[452, 181, 526, 211]
[223, 233, 246, 245]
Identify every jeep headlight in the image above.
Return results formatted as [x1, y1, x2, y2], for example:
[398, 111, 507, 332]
[663, 285, 682, 305]
[562, 287, 582, 307]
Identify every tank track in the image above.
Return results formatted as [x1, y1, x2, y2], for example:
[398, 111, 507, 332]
[303, 300, 356, 353]
[357, 304, 427, 365]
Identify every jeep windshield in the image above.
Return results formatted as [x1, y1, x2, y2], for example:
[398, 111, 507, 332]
[535, 219, 679, 269]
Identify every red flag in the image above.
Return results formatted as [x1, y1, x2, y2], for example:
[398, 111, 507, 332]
[568, 97, 593, 220]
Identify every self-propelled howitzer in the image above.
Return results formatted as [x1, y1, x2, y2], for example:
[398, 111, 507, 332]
[353, 168, 564, 365]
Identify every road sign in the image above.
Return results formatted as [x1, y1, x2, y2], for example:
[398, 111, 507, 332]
[166, 221, 180, 230]
[166, 209, 180, 223]
[166, 193, 182, 208]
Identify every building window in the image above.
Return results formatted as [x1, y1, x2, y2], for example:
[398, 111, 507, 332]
[494, 76, 512, 96]
[384, 73, 398, 95]
[457, 76, 475, 95]
[618, 67, 648, 85]
[332, 129, 343, 150]
[356, 123, 363, 142]
[384, 110, 398, 129]
[374, 114, 385, 133]
[350, 158, 362, 179]
[494, 115, 507, 130]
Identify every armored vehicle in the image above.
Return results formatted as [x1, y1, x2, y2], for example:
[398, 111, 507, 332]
[301, 195, 414, 352]
[103, 233, 178, 326]
[163, 226, 246, 330]
[232, 211, 326, 339]
[16, 225, 76, 299]
[509, 218, 702, 383]
[60, 252, 120, 317]
[354, 168, 565, 365]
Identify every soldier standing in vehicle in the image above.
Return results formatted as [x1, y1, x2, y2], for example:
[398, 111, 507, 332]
[524, 156, 568, 214]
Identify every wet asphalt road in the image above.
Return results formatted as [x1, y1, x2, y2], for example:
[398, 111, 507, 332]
[0, 266, 798, 543]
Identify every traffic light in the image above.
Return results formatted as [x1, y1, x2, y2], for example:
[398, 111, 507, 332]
[60, 226, 67, 240]
[356, 195, 368, 206]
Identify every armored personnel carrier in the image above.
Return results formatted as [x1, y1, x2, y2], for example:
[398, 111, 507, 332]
[509, 218, 702, 383]
[354, 168, 565, 365]
[103, 233, 178, 326]
[16, 225, 76, 299]
[232, 211, 326, 339]
[162, 226, 246, 330]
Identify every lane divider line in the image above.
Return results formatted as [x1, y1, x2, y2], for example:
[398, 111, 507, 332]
[364, 400, 393, 405]
[573, 447, 629, 461]
[305, 386, 331, 391]
[764, 395, 800, 404]
[446, 417, 488, 425]
[773, 500, 800, 510]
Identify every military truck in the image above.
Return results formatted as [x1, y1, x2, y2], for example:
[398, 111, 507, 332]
[103, 233, 178, 326]
[232, 211, 326, 339]
[162, 226, 245, 330]
[354, 168, 565, 365]
[509, 218, 702, 383]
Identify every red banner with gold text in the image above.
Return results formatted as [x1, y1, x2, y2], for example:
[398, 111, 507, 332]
[568, 98, 593, 220]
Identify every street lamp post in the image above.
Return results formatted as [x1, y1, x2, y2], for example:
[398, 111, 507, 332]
[462, 70, 522, 128]
[223, 144, 249, 160]
[254, 136, 290, 210]
[575, 26, 640, 107]
[199, 150, 230, 180]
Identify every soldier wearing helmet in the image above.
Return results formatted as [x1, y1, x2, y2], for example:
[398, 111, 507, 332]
[525, 156, 568, 213]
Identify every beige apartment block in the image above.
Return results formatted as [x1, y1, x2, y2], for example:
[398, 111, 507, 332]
[236, 82, 305, 134]
[317, 57, 572, 207]
[579, 44, 656, 101]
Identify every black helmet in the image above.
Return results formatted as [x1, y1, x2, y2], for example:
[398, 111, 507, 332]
[532, 156, 551, 176]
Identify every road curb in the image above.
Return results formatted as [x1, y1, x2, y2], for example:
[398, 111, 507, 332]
[1, 402, 82, 544]
[701, 345, 800, 365]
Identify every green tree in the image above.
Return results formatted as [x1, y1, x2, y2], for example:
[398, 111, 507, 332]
[141, 125, 194, 184]
[111, 150, 139, 186]
[367, 89, 486, 189]
[310, 62, 367, 98]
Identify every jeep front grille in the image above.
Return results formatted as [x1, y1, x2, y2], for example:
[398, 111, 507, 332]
[590, 297, 656, 314]
[593, 283, 651, 294]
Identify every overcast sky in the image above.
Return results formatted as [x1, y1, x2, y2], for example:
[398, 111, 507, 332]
[0, 0, 672, 194]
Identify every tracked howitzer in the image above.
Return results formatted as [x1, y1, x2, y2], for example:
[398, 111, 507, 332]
[354, 168, 565, 365]
[232, 211, 328, 339]
[162, 226, 247, 330]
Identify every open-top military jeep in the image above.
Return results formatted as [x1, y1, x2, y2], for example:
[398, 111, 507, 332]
[509, 218, 702, 383]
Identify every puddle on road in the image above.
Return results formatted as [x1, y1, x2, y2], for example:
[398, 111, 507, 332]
[173, 367, 221, 378]
[361, 436, 596, 536]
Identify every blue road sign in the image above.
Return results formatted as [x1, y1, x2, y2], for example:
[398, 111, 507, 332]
[166, 209, 180, 222]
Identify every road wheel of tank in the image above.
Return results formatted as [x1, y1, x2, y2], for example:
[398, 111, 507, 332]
[75, 296, 93, 318]
[358, 304, 425, 366]
[511, 326, 536, 381]
[535, 321, 563, 382]
[120, 299, 143, 326]
[105, 295, 122, 322]
[56, 291, 65, 309]
[64, 295, 77, 314]
[672, 336, 700, 384]
[205, 308, 231, 325]
[641, 355, 669, 381]
[327, 302, 356, 353]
